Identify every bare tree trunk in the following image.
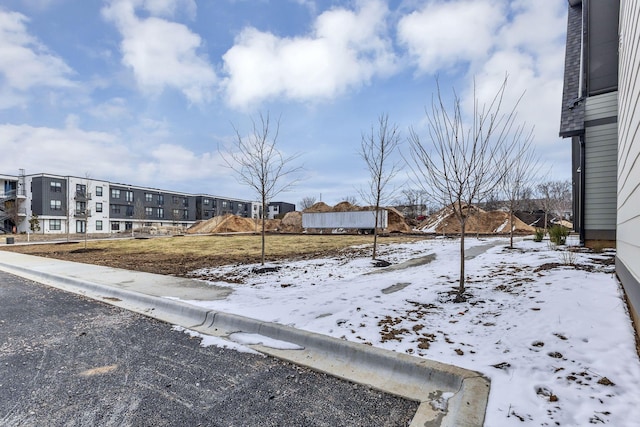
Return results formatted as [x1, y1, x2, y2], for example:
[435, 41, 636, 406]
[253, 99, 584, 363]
[457, 220, 466, 302]
[261, 195, 266, 265]
[509, 209, 514, 248]
[372, 209, 379, 259]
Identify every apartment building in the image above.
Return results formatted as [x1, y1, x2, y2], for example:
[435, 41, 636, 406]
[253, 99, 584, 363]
[0, 171, 285, 235]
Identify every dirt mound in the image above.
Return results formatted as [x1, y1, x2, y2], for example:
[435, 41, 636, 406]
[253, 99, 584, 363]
[304, 202, 332, 212]
[187, 214, 261, 234]
[385, 207, 412, 233]
[279, 211, 303, 233]
[332, 201, 362, 212]
[187, 215, 228, 234]
[418, 204, 535, 234]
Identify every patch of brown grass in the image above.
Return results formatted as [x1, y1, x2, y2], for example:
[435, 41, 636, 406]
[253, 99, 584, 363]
[1, 234, 427, 276]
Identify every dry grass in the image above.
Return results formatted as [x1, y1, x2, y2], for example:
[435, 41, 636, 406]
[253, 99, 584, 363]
[2, 233, 427, 276]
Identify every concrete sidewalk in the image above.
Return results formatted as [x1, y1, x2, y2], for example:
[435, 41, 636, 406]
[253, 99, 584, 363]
[0, 250, 490, 427]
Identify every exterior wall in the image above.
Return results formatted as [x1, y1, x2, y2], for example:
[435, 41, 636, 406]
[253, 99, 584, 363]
[584, 91, 618, 241]
[618, 0, 640, 333]
[268, 202, 296, 219]
[66, 176, 110, 234]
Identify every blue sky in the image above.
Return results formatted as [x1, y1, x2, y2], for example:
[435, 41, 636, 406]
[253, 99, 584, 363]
[0, 0, 568, 206]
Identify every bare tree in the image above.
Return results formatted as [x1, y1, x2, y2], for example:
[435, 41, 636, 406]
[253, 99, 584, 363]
[395, 188, 427, 219]
[221, 112, 302, 265]
[74, 176, 93, 249]
[550, 180, 572, 221]
[359, 114, 401, 260]
[406, 78, 521, 302]
[337, 195, 359, 206]
[133, 198, 146, 236]
[170, 197, 185, 233]
[299, 196, 317, 211]
[499, 125, 538, 248]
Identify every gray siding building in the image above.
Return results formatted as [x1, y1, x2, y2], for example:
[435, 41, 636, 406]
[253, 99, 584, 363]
[560, 0, 619, 244]
[562, 0, 640, 337]
[1, 171, 282, 235]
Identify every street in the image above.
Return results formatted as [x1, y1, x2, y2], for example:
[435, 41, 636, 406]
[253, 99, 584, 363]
[0, 271, 417, 426]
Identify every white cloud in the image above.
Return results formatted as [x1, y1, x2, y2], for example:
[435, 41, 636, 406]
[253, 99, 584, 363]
[1, 123, 227, 190]
[142, 0, 196, 20]
[397, 0, 505, 73]
[398, 0, 568, 170]
[102, 0, 216, 104]
[0, 8, 75, 108]
[0, 124, 129, 179]
[222, 0, 397, 109]
[89, 97, 129, 120]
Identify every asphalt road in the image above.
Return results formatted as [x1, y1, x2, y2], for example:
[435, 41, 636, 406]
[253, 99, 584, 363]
[0, 271, 417, 427]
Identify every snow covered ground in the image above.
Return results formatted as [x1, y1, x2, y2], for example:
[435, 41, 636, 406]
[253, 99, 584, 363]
[179, 236, 640, 426]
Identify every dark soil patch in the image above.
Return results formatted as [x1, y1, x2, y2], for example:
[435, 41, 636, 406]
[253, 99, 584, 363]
[70, 248, 105, 254]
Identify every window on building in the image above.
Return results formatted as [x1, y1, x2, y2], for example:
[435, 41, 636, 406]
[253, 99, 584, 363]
[95, 186, 103, 197]
[50, 200, 61, 210]
[183, 209, 188, 219]
[76, 184, 86, 193]
[173, 209, 180, 217]
[126, 206, 134, 217]
[50, 182, 62, 192]
[76, 201, 86, 214]
[157, 208, 164, 218]
[111, 205, 121, 214]
[205, 211, 210, 218]
[158, 195, 164, 205]
[95, 202, 102, 213]
[111, 189, 120, 199]
[76, 220, 86, 234]
[145, 207, 153, 216]
[96, 220, 103, 231]
[145, 193, 153, 202]
[182, 198, 188, 207]
[50, 219, 61, 230]
[222, 201, 228, 208]
[111, 222, 120, 231]
[125, 191, 133, 202]
[204, 199, 210, 205]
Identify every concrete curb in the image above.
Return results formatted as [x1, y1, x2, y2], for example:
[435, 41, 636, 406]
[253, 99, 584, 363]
[0, 257, 490, 426]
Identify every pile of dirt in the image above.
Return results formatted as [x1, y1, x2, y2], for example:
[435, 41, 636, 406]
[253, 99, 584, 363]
[418, 204, 536, 234]
[332, 201, 363, 212]
[279, 211, 303, 233]
[187, 214, 283, 234]
[187, 216, 227, 234]
[304, 202, 332, 212]
[385, 206, 413, 233]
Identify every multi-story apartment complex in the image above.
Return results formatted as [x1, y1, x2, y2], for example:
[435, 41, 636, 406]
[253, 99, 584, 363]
[1, 171, 280, 235]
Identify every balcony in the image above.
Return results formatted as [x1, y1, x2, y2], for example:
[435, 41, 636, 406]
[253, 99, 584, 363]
[74, 209, 92, 218]
[75, 191, 92, 201]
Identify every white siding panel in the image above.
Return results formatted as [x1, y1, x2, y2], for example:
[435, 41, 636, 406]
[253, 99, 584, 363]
[618, 0, 640, 286]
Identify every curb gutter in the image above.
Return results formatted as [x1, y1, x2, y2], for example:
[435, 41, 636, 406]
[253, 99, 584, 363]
[0, 257, 489, 427]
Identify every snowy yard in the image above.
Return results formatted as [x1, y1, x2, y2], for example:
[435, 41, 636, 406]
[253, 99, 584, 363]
[181, 236, 640, 426]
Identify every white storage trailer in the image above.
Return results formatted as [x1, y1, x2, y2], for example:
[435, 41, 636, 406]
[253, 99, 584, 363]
[302, 210, 388, 233]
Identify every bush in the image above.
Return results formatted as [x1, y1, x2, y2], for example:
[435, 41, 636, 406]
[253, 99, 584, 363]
[549, 225, 569, 245]
[533, 228, 544, 242]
